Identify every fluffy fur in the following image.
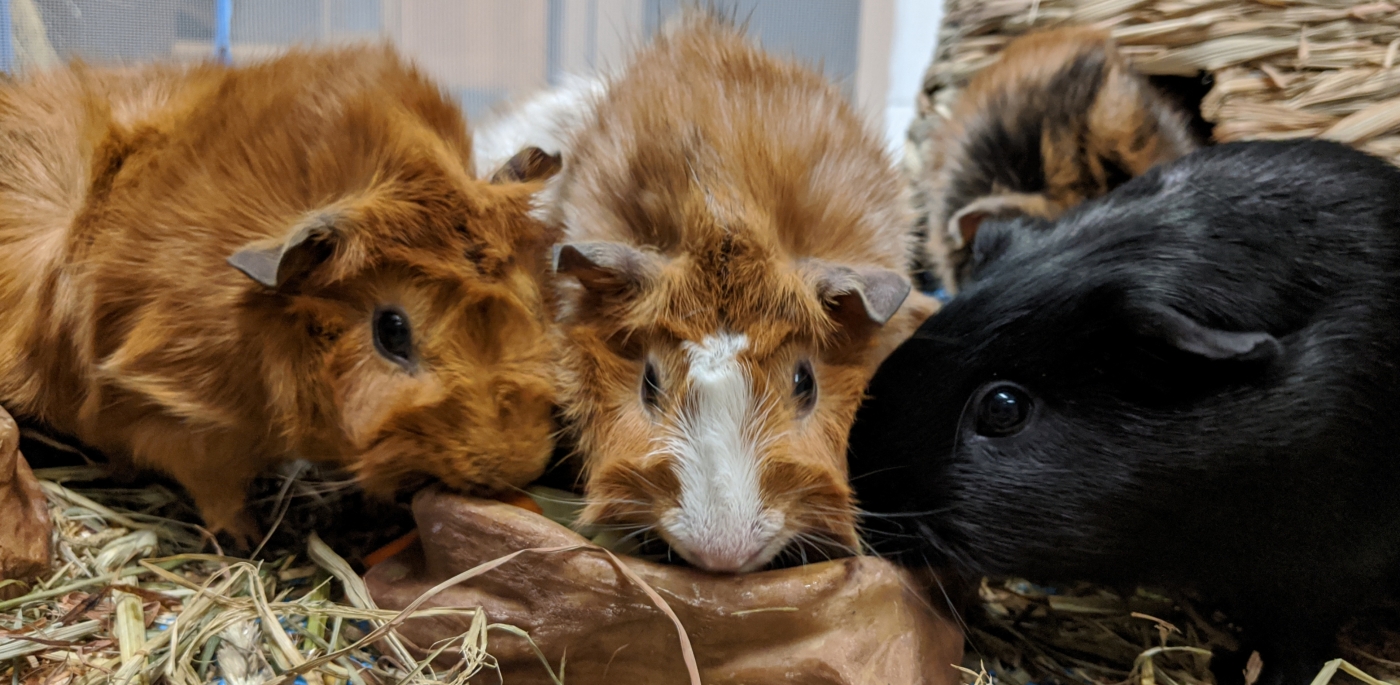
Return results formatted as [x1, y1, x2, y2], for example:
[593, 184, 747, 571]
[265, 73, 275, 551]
[0, 46, 560, 541]
[470, 73, 606, 180]
[849, 140, 1400, 685]
[918, 26, 1198, 293]
[545, 14, 937, 573]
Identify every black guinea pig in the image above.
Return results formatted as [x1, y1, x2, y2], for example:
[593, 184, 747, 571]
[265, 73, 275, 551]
[847, 139, 1400, 685]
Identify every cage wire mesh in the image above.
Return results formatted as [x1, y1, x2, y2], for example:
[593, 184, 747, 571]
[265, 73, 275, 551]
[5, 0, 872, 123]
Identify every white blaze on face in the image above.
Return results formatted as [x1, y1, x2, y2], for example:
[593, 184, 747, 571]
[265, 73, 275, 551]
[663, 332, 786, 572]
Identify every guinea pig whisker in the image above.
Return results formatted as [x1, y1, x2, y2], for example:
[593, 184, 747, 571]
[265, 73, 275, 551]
[855, 526, 926, 543]
[854, 508, 955, 520]
[771, 482, 836, 499]
[578, 521, 651, 531]
[770, 540, 811, 570]
[605, 520, 655, 534]
[854, 508, 960, 551]
[795, 541, 837, 564]
[575, 494, 657, 510]
[814, 534, 861, 558]
[918, 551, 981, 659]
[503, 489, 589, 506]
[795, 506, 860, 521]
[612, 526, 661, 548]
[846, 464, 914, 483]
[913, 518, 975, 576]
[788, 530, 860, 561]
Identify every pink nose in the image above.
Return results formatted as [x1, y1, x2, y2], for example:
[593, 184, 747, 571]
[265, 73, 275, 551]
[685, 545, 766, 574]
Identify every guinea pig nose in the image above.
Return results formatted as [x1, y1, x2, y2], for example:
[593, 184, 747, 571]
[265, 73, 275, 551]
[686, 546, 766, 574]
[660, 506, 787, 573]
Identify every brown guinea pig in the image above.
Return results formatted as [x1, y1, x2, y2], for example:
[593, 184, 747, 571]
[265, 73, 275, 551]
[541, 14, 938, 573]
[919, 25, 1199, 293]
[0, 46, 561, 543]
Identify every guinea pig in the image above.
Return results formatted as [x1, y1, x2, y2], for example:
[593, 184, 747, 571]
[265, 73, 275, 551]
[917, 25, 1198, 293]
[0, 47, 562, 543]
[541, 13, 938, 573]
[847, 139, 1400, 685]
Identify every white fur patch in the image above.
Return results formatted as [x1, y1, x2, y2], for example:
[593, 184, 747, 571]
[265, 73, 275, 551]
[471, 74, 606, 179]
[662, 332, 785, 572]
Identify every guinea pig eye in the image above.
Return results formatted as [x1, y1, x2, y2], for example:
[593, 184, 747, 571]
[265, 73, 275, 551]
[793, 360, 817, 415]
[372, 306, 413, 365]
[641, 360, 662, 410]
[975, 382, 1032, 437]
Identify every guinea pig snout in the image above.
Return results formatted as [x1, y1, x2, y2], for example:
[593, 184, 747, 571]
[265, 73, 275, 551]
[659, 503, 787, 573]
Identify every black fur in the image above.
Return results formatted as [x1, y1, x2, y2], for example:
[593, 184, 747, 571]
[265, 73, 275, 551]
[848, 139, 1400, 685]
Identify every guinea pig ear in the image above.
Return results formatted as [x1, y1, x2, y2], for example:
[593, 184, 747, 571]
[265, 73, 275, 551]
[949, 207, 993, 251]
[947, 193, 1058, 250]
[805, 260, 912, 327]
[227, 211, 341, 289]
[489, 146, 563, 184]
[1130, 302, 1281, 364]
[553, 241, 662, 293]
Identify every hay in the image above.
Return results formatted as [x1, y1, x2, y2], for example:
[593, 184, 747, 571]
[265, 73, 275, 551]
[0, 438, 718, 685]
[0, 461, 557, 685]
[958, 579, 1220, 685]
[3, 449, 1393, 685]
[956, 578, 1400, 685]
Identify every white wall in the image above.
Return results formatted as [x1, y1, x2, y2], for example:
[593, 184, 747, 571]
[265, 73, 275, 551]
[882, 0, 942, 155]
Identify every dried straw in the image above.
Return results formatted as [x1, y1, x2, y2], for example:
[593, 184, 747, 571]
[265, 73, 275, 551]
[960, 579, 1222, 685]
[958, 578, 1400, 685]
[0, 455, 712, 685]
[0, 464, 556, 685]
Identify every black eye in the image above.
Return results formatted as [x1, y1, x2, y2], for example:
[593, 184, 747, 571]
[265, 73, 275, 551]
[793, 360, 817, 415]
[975, 383, 1032, 437]
[373, 307, 413, 365]
[641, 360, 662, 410]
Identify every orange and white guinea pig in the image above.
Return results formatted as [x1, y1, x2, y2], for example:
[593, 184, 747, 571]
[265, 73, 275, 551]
[520, 13, 937, 573]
